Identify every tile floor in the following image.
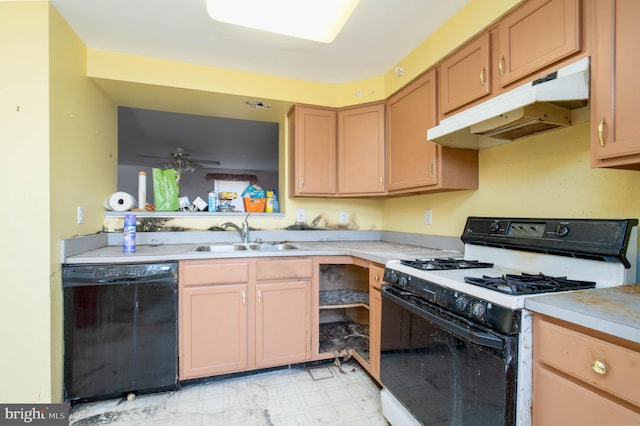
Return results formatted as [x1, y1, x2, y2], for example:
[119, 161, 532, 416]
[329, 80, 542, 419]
[69, 361, 389, 425]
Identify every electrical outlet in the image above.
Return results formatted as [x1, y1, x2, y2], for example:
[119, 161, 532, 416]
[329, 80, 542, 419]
[296, 208, 306, 223]
[424, 209, 432, 225]
[77, 206, 84, 224]
[340, 211, 348, 224]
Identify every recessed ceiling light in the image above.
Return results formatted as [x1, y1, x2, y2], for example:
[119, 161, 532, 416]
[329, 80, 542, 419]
[206, 0, 360, 43]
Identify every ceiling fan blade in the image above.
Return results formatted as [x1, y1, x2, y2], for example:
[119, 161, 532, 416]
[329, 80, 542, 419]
[191, 158, 221, 166]
[137, 154, 169, 160]
[196, 162, 221, 169]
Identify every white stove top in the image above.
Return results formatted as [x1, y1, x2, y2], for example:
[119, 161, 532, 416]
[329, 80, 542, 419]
[386, 244, 634, 310]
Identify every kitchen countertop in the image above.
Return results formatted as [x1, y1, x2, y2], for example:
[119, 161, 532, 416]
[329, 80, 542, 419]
[525, 284, 640, 344]
[64, 240, 461, 266]
[64, 233, 640, 344]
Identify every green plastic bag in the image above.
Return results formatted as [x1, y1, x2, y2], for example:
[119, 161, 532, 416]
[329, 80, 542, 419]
[153, 168, 179, 211]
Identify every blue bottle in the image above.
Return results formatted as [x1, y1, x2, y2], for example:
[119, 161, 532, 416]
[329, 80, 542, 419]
[272, 190, 279, 213]
[123, 214, 136, 253]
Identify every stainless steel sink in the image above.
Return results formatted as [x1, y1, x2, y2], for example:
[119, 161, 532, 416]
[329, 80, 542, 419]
[193, 243, 297, 252]
[194, 244, 249, 252]
[247, 243, 298, 251]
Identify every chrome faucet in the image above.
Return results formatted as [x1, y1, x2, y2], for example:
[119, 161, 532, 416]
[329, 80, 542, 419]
[242, 213, 250, 243]
[221, 214, 250, 243]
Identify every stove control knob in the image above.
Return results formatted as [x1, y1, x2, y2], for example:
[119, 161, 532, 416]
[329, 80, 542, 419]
[455, 297, 469, 312]
[555, 224, 570, 237]
[470, 301, 486, 319]
[397, 276, 408, 287]
[490, 222, 500, 233]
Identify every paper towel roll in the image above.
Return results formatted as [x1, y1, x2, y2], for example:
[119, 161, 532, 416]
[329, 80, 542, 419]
[104, 192, 137, 211]
[138, 171, 147, 209]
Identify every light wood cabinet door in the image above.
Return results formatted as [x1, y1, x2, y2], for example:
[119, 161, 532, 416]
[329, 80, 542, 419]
[439, 32, 491, 115]
[180, 284, 248, 379]
[591, 0, 640, 169]
[288, 105, 337, 196]
[255, 280, 310, 368]
[386, 69, 438, 191]
[338, 102, 385, 195]
[497, 0, 581, 87]
[368, 264, 384, 382]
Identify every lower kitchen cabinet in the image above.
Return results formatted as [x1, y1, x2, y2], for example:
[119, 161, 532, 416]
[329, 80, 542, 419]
[368, 264, 384, 382]
[256, 280, 310, 368]
[180, 258, 312, 380]
[179, 259, 250, 380]
[180, 283, 248, 379]
[315, 256, 383, 381]
[532, 314, 640, 425]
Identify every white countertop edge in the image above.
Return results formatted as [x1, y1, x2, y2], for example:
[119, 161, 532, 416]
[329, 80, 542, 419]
[525, 297, 640, 344]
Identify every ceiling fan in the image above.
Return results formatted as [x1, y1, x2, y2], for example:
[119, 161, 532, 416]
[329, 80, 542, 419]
[137, 148, 221, 174]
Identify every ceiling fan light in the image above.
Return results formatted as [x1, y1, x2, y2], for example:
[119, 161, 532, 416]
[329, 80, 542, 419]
[206, 0, 360, 43]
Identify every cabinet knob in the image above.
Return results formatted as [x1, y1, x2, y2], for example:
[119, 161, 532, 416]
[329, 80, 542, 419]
[598, 118, 606, 148]
[480, 67, 487, 86]
[375, 275, 380, 281]
[591, 360, 607, 375]
[499, 56, 506, 77]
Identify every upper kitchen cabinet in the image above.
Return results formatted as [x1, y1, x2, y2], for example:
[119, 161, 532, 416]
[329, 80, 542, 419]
[497, 0, 581, 87]
[288, 105, 337, 196]
[439, 32, 492, 116]
[338, 102, 385, 195]
[387, 70, 438, 191]
[591, 0, 640, 170]
[386, 69, 478, 194]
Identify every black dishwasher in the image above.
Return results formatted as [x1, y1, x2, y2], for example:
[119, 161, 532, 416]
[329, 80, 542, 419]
[63, 262, 178, 401]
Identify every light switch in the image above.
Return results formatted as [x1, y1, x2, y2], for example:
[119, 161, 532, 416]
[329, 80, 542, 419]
[77, 206, 84, 224]
[296, 208, 306, 223]
[424, 209, 432, 225]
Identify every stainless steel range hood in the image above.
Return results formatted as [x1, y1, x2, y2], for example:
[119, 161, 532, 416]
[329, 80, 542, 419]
[427, 57, 590, 149]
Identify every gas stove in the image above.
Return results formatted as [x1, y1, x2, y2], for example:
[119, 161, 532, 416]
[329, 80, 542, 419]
[384, 217, 638, 327]
[381, 217, 638, 426]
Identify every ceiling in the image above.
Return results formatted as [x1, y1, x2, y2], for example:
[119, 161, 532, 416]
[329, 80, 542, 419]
[50, 0, 472, 172]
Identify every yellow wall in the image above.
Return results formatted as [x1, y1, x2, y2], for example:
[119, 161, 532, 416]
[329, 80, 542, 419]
[0, 1, 53, 403]
[382, 122, 640, 236]
[0, 1, 116, 403]
[48, 2, 118, 403]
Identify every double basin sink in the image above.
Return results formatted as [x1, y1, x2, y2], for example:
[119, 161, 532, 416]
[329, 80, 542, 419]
[194, 242, 298, 252]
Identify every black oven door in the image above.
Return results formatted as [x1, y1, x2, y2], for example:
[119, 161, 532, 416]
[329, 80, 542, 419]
[380, 286, 517, 426]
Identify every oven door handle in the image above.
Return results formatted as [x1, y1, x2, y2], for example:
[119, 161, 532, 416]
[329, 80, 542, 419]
[383, 289, 505, 350]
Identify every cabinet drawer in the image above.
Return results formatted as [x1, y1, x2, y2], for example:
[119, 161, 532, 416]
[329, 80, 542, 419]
[534, 365, 640, 425]
[180, 260, 250, 286]
[256, 258, 313, 281]
[535, 317, 640, 407]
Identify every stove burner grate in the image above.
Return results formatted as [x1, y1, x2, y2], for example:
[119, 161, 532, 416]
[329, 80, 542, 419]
[401, 258, 494, 271]
[464, 273, 596, 295]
